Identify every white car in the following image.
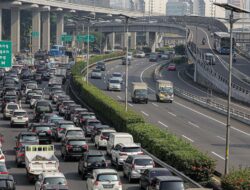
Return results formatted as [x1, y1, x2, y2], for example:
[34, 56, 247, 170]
[91, 69, 102, 79]
[30, 94, 42, 108]
[135, 51, 145, 58]
[111, 143, 143, 167]
[127, 52, 133, 60]
[86, 169, 122, 190]
[94, 129, 116, 149]
[107, 78, 121, 91]
[35, 172, 67, 190]
[111, 72, 123, 84]
[10, 109, 29, 127]
[3, 102, 20, 119]
[0, 149, 5, 163]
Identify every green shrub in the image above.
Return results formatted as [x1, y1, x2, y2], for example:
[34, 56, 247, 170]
[221, 168, 250, 190]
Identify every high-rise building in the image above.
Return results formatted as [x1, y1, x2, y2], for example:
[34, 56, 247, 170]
[193, 0, 205, 16]
[226, 0, 243, 18]
[144, 0, 167, 15]
[166, 0, 193, 16]
[131, 0, 145, 11]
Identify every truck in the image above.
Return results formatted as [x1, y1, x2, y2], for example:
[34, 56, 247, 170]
[156, 80, 174, 103]
[55, 67, 67, 84]
[131, 82, 148, 104]
[25, 145, 59, 182]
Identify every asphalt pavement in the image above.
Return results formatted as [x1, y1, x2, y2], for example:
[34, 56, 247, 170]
[89, 58, 250, 173]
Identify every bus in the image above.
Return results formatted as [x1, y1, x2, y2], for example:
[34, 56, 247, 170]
[213, 32, 235, 55]
[48, 45, 66, 56]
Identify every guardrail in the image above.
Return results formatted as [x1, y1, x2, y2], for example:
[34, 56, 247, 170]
[69, 57, 204, 189]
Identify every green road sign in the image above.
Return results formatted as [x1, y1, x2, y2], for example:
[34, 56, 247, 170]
[32, 31, 39, 38]
[0, 41, 12, 68]
[83, 35, 95, 43]
[61, 35, 73, 42]
[77, 35, 85, 42]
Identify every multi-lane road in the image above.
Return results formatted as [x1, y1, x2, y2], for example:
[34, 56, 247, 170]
[89, 58, 250, 173]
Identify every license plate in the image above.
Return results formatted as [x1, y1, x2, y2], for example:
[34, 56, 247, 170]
[39, 132, 46, 136]
[103, 184, 114, 188]
[73, 148, 81, 151]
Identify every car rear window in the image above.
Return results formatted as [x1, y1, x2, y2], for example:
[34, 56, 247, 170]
[44, 177, 66, 185]
[7, 104, 18, 110]
[150, 170, 172, 178]
[121, 147, 141, 153]
[60, 125, 75, 129]
[87, 155, 105, 162]
[36, 126, 50, 131]
[13, 112, 26, 116]
[68, 140, 86, 145]
[134, 158, 153, 166]
[97, 174, 118, 181]
[21, 135, 38, 141]
[160, 181, 184, 190]
[67, 130, 83, 136]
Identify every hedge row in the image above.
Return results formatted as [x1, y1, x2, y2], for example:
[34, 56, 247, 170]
[71, 53, 216, 184]
[221, 168, 250, 190]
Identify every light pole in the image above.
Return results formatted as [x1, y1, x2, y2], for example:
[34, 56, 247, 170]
[214, 3, 250, 175]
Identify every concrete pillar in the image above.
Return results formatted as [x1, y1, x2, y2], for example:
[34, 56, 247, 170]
[103, 35, 108, 52]
[56, 12, 64, 45]
[121, 33, 128, 49]
[0, 9, 2, 41]
[150, 32, 157, 53]
[42, 11, 50, 51]
[11, 7, 20, 54]
[146, 32, 150, 46]
[109, 32, 115, 51]
[130, 32, 136, 50]
[32, 11, 41, 53]
[155, 32, 159, 49]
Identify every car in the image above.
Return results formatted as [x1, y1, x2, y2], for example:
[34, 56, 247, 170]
[78, 151, 108, 179]
[25, 91, 37, 104]
[64, 104, 81, 120]
[127, 52, 133, 60]
[54, 121, 75, 142]
[30, 124, 53, 144]
[90, 125, 110, 142]
[167, 63, 176, 71]
[40, 184, 69, 190]
[10, 109, 29, 127]
[3, 102, 20, 120]
[25, 83, 38, 95]
[111, 143, 143, 169]
[96, 61, 106, 71]
[2, 95, 17, 109]
[15, 131, 39, 148]
[135, 51, 145, 58]
[139, 168, 173, 190]
[91, 69, 102, 79]
[61, 137, 88, 161]
[122, 57, 131, 65]
[123, 155, 154, 182]
[15, 145, 26, 167]
[51, 91, 65, 104]
[76, 112, 96, 127]
[0, 174, 16, 190]
[94, 128, 116, 150]
[111, 72, 123, 83]
[107, 78, 121, 91]
[149, 53, 158, 62]
[82, 119, 101, 137]
[70, 108, 88, 123]
[61, 127, 85, 142]
[35, 172, 67, 190]
[34, 73, 42, 84]
[149, 176, 184, 190]
[161, 54, 169, 60]
[34, 100, 53, 122]
[55, 95, 70, 111]
[30, 94, 42, 108]
[86, 169, 122, 190]
[58, 100, 74, 116]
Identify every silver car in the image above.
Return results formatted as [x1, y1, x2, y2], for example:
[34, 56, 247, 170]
[91, 69, 102, 79]
[107, 78, 121, 91]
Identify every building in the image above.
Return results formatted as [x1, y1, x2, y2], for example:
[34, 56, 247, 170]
[166, 0, 193, 16]
[226, 0, 243, 18]
[193, 0, 205, 16]
[144, 0, 167, 15]
[131, 0, 145, 11]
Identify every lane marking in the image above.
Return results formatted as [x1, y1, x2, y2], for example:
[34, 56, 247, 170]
[117, 96, 122, 100]
[182, 135, 194, 142]
[141, 111, 149, 117]
[231, 126, 250, 136]
[168, 112, 176, 117]
[212, 151, 225, 160]
[158, 121, 169, 128]
[128, 103, 134, 107]
[152, 103, 159, 107]
[216, 136, 226, 141]
[188, 121, 200, 128]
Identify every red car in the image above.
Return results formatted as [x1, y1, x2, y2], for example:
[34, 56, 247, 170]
[167, 63, 176, 71]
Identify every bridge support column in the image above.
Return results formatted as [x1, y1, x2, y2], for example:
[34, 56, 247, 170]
[109, 32, 115, 51]
[130, 32, 136, 50]
[11, 7, 20, 54]
[146, 32, 150, 46]
[42, 11, 50, 51]
[56, 12, 64, 45]
[121, 33, 128, 49]
[103, 34, 108, 52]
[32, 11, 41, 53]
[0, 9, 2, 41]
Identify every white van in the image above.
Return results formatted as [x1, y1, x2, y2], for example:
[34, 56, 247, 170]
[107, 133, 134, 155]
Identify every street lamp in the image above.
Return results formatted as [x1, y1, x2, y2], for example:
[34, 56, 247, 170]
[214, 3, 250, 175]
[118, 14, 136, 111]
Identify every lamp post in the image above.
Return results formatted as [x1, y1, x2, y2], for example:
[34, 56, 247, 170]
[214, 3, 250, 175]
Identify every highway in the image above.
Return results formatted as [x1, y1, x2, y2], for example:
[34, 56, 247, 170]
[89, 58, 250, 173]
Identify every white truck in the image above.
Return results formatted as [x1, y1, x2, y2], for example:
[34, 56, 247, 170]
[25, 145, 59, 182]
[156, 80, 174, 103]
[131, 82, 148, 104]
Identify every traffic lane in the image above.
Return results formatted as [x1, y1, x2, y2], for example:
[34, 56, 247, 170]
[91, 58, 250, 172]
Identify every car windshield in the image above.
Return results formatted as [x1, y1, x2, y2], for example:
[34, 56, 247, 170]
[160, 181, 184, 190]
[33, 90, 43, 95]
[44, 177, 66, 185]
[159, 87, 173, 94]
[169, 64, 175, 67]
[112, 73, 121, 77]
[121, 147, 141, 153]
[135, 89, 147, 96]
[13, 112, 26, 116]
[68, 140, 86, 145]
[102, 132, 114, 137]
[37, 105, 52, 112]
[87, 155, 105, 163]
[93, 69, 101, 73]
[7, 104, 18, 110]
[6, 91, 16, 95]
[89, 121, 101, 126]
[36, 126, 50, 131]
[97, 174, 118, 182]
[110, 80, 120, 84]
[32, 95, 42, 100]
[134, 159, 153, 166]
[27, 84, 37, 89]
[67, 130, 83, 136]
[83, 114, 96, 119]
[150, 170, 172, 178]
[21, 135, 38, 141]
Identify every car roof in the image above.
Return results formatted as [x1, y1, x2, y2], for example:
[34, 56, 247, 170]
[100, 129, 116, 132]
[19, 131, 37, 135]
[155, 176, 183, 182]
[65, 127, 82, 131]
[94, 169, 117, 175]
[85, 150, 104, 156]
[6, 102, 18, 105]
[42, 172, 65, 178]
[13, 109, 26, 113]
[110, 132, 132, 137]
[118, 143, 140, 147]
[58, 120, 74, 124]
[129, 155, 152, 159]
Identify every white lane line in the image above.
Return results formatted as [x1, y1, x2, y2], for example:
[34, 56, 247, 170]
[141, 111, 149, 117]
[188, 121, 200, 128]
[168, 112, 176, 117]
[117, 96, 122, 100]
[231, 127, 250, 136]
[212, 151, 225, 160]
[158, 121, 168, 128]
[182, 135, 194, 142]
[216, 136, 226, 141]
[152, 103, 159, 107]
[128, 103, 134, 107]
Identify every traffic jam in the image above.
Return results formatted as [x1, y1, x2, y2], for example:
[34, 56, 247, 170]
[0, 56, 185, 190]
